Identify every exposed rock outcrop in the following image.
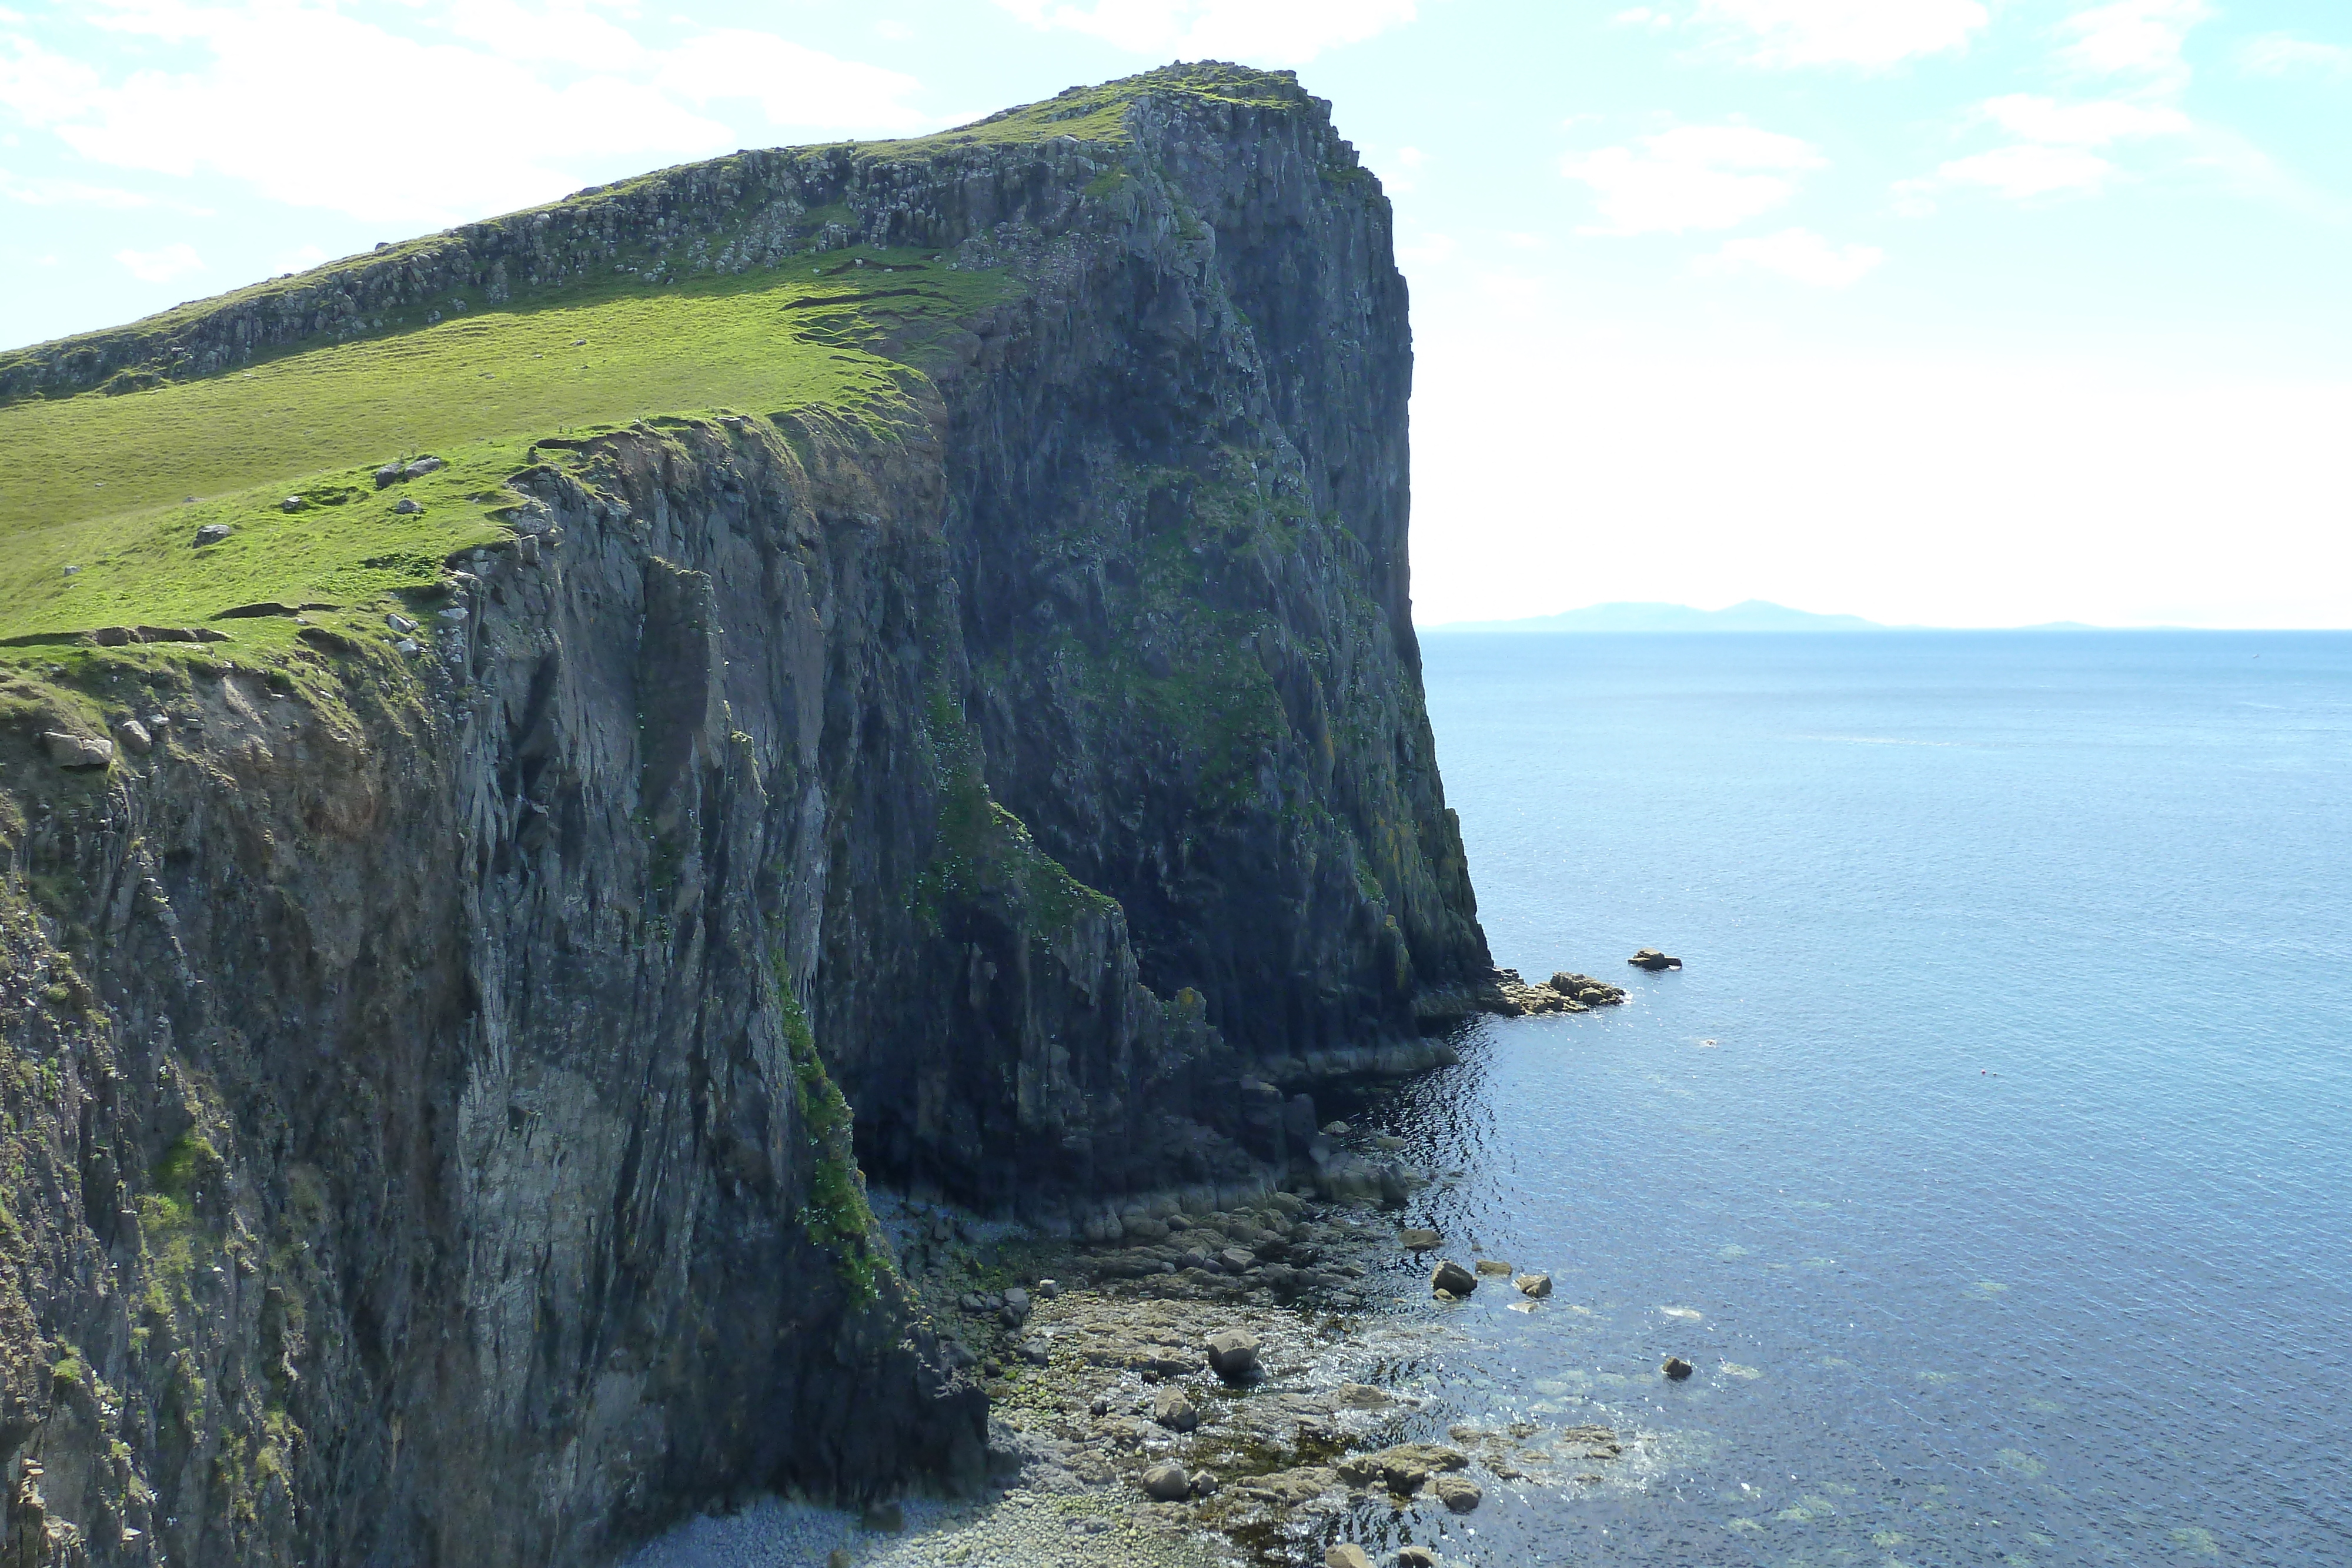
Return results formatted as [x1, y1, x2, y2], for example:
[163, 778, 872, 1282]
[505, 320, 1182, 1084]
[0, 61, 1491, 1568]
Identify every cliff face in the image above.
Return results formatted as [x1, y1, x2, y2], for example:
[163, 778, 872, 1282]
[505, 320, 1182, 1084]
[0, 63, 1489, 1568]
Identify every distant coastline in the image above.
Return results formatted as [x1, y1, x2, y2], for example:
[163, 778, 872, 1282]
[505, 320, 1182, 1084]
[1423, 600, 2115, 634]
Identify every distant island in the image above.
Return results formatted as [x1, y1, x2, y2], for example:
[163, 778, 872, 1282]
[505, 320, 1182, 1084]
[1429, 599, 1885, 633]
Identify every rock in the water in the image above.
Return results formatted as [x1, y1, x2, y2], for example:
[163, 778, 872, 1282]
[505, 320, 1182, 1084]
[1515, 1272, 1553, 1298]
[861, 1500, 904, 1532]
[1629, 947, 1683, 971]
[1321, 1120, 1350, 1136]
[1035, 1278, 1060, 1299]
[41, 732, 113, 770]
[1205, 1329, 1260, 1381]
[1152, 1386, 1198, 1432]
[1324, 1546, 1374, 1568]
[1474, 1258, 1512, 1276]
[1398, 1227, 1441, 1251]
[1434, 1473, 1483, 1513]
[1663, 1356, 1694, 1380]
[1021, 1339, 1050, 1366]
[1429, 1259, 1477, 1296]
[193, 523, 231, 546]
[827, 1552, 851, 1568]
[1398, 1549, 1439, 1568]
[112, 718, 152, 755]
[1141, 1460, 1193, 1501]
[1549, 971, 1628, 1004]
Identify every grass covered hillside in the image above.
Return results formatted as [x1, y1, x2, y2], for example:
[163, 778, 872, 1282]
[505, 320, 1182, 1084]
[0, 59, 1331, 658]
[0, 252, 1005, 650]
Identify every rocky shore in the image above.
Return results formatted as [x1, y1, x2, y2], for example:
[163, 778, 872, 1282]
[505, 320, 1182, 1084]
[717, 1165, 1645, 1568]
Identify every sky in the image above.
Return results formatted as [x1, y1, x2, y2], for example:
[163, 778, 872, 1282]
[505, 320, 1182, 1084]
[3, 1, 2349, 628]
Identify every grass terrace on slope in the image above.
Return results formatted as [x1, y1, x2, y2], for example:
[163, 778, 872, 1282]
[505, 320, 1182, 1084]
[0, 249, 1008, 646]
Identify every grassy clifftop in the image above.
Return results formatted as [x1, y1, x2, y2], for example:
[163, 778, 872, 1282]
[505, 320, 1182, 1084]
[0, 253, 1004, 644]
[0, 62, 1324, 653]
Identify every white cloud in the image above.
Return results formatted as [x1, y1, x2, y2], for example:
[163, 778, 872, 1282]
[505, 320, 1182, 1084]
[1696, 0, 1988, 68]
[1696, 226, 1883, 286]
[2238, 33, 2352, 79]
[1911, 91, 2191, 207]
[2, 2, 933, 228]
[1612, 6, 1676, 31]
[1977, 93, 2189, 146]
[992, 0, 1415, 63]
[2057, 0, 2210, 83]
[1563, 124, 1822, 235]
[1937, 143, 2114, 199]
[115, 241, 202, 282]
[0, 166, 208, 211]
[653, 32, 927, 129]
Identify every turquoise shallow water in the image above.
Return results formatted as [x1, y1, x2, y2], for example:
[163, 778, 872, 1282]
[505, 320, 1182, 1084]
[1329, 631, 2352, 1566]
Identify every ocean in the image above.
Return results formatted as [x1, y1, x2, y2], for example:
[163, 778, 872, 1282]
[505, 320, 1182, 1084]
[1350, 630, 2352, 1566]
[629, 630, 2352, 1568]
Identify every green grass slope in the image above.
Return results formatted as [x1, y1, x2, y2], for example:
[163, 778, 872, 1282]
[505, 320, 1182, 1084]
[0, 253, 1005, 644]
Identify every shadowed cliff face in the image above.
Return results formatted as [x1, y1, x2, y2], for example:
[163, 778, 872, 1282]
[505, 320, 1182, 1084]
[0, 63, 1489, 1568]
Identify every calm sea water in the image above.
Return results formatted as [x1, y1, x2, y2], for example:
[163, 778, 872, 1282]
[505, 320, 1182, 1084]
[1329, 631, 2352, 1567]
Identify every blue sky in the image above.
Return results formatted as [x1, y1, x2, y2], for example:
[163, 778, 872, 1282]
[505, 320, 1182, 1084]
[4, 1, 2348, 627]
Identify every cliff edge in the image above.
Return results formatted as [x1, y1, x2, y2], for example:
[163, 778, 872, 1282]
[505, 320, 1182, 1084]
[0, 62, 1491, 1567]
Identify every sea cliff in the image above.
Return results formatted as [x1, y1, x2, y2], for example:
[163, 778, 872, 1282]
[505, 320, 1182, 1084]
[0, 63, 1491, 1567]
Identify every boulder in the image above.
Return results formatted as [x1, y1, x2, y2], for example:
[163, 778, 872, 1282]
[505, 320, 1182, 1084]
[1662, 1356, 1694, 1380]
[375, 463, 404, 489]
[1434, 1473, 1483, 1513]
[1188, 1469, 1218, 1497]
[1141, 1461, 1192, 1502]
[1001, 1287, 1031, 1325]
[385, 613, 417, 633]
[193, 524, 231, 547]
[112, 718, 152, 755]
[402, 456, 445, 479]
[1515, 1272, 1552, 1299]
[1325, 1547, 1373, 1568]
[1429, 1259, 1477, 1296]
[40, 732, 113, 770]
[393, 497, 423, 515]
[1398, 1549, 1439, 1568]
[280, 495, 307, 511]
[1020, 1339, 1050, 1366]
[1218, 1246, 1256, 1275]
[1398, 1228, 1441, 1251]
[1629, 948, 1683, 971]
[1474, 1259, 1513, 1276]
[1151, 1387, 1198, 1432]
[1205, 1329, 1260, 1382]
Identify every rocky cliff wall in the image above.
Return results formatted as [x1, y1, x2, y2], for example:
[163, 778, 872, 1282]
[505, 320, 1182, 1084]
[0, 62, 1492, 1568]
